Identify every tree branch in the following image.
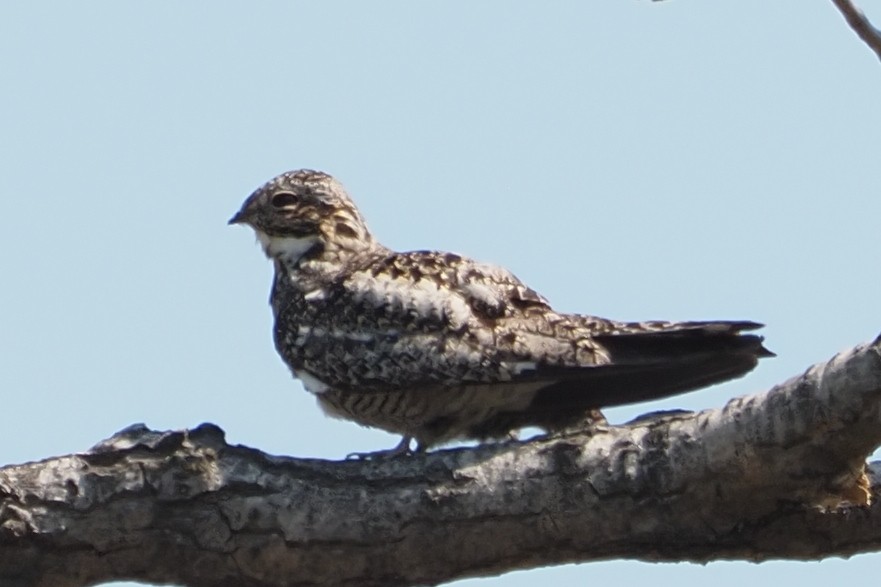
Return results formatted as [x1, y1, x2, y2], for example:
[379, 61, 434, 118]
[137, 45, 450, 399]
[2, 335, 881, 587]
[651, 0, 881, 63]
[831, 0, 881, 60]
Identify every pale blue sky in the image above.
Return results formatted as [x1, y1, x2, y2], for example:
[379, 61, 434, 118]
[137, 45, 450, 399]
[2, 2, 880, 586]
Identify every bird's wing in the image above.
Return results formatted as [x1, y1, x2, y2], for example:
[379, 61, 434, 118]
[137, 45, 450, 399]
[344, 249, 551, 323]
[297, 250, 558, 390]
[461, 320, 773, 438]
[305, 250, 771, 412]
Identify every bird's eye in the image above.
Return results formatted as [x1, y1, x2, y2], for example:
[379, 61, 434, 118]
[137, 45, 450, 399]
[271, 192, 300, 208]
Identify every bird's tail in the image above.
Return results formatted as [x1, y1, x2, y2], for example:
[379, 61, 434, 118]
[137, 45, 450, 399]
[523, 320, 773, 426]
[588, 320, 771, 405]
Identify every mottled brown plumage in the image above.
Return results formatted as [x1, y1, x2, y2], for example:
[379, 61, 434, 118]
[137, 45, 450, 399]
[230, 169, 773, 453]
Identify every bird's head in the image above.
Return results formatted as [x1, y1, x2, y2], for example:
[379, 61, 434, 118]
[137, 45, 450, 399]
[229, 170, 377, 266]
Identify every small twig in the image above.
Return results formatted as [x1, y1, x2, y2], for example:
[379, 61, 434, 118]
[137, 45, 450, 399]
[831, 0, 881, 61]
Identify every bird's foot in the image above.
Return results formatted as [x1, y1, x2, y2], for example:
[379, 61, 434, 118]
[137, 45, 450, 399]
[626, 408, 694, 425]
[542, 409, 610, 441]
[346, 436, 414, 460]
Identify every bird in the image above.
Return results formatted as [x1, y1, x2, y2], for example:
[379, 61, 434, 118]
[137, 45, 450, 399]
[229, 169, 773, 455]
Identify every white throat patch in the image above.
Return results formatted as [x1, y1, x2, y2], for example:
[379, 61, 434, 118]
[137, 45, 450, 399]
[256, 230, 319, 265]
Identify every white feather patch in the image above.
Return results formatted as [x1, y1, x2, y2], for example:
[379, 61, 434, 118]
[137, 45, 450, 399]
[462, 280, 502, 309]
[297, 371, 330, 394]
[346, 271, 473, 328]
[511, 361, 537, 374]
[303, 288, 326, 301]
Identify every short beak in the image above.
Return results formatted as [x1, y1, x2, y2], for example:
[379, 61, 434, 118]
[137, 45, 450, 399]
[228, 210, 247, 225]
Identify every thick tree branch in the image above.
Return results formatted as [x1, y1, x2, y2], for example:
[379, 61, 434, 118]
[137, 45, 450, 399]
[1, 335, 881, 587]
[831, 0, 881, 61]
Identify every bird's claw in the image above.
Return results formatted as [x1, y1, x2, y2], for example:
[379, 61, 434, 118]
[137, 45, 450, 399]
[346, 436, 414, 460]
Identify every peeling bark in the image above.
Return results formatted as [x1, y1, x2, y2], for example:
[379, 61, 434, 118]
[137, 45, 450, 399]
[1, 336, 881, 587]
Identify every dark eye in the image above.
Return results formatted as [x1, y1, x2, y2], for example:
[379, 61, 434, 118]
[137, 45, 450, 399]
[271, 192, 300, 208]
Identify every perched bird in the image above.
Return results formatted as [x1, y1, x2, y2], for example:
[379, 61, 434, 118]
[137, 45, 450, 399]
[230, 169, 772, 454]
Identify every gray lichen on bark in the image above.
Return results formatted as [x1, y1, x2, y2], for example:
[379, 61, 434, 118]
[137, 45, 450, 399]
[1, 335, 881, 587]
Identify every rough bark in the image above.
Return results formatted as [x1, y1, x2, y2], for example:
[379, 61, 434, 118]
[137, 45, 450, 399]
[1, 335, 881, 587]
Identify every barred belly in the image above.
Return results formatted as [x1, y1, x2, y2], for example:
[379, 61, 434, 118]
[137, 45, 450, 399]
[316, 383, 542, 447]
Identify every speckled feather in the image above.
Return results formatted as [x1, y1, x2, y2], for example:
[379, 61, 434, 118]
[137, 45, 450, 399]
[230, 170, 773, 450]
